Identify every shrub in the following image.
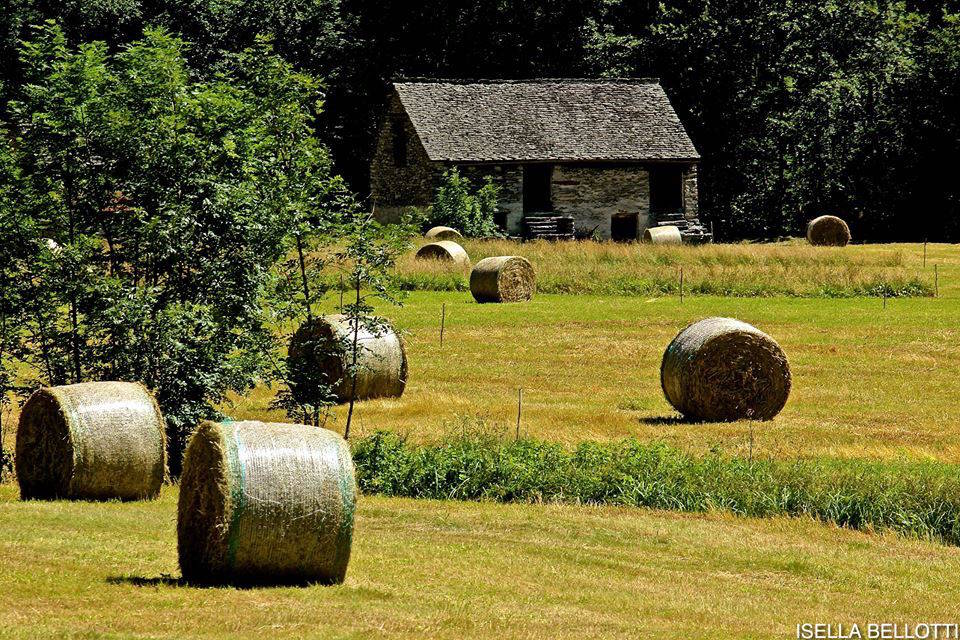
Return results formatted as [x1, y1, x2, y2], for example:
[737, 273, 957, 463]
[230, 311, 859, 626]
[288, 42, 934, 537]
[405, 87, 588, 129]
[428, 168, 501, 238]
[353, 429, 960, 546]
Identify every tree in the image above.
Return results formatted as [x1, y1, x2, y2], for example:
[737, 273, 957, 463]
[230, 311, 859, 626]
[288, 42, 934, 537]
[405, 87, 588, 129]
[3, 24, 346, 471]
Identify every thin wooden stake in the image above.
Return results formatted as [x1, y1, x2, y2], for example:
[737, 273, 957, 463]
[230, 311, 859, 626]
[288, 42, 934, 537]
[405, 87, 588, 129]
[749, 423, 754, 464]
[883, 293, 886, 309]
[516, 388, 523, 441]
[339, 274, 344, 309]
[439, 303, 446, 346]
[679, 267, 684, 304]
[923, 240, 927, 268]
[935, 264, 939, 297]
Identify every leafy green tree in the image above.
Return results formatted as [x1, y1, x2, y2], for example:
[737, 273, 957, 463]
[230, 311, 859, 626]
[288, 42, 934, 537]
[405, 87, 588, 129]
[429, 168, 501, 238]
[336, 203, 413, 439]
[3, 24, 346, 471]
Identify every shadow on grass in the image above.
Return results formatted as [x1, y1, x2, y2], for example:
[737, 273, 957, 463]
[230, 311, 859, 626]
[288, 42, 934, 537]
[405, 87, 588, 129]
[107, 574, 342, 590]
[107, 574, 186, 587]
[638, 415, 694, 426]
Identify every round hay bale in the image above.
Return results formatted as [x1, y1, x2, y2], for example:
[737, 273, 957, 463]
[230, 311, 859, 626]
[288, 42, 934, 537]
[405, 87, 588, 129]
[177, 420, 356, 585]
[660, 317, 791, 422]
[642, 225, 682, 245]
[424, 226, 463, 240]
[288, 314, 407, 404]
[415, 240, 471, 268]
[806, 215, 851, 246]
[469, 256, 536, 303]
[15, 381, 166, 501]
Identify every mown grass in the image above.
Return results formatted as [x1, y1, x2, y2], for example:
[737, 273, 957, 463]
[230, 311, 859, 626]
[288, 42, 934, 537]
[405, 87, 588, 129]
[230, 282, 960, 462]
[391, 239, 935, 297]
[353, 428, 960, 545]
[3, 483, 960, 639]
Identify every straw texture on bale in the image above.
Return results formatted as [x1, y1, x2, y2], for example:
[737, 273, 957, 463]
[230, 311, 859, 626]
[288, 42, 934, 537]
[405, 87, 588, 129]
[642, 225, 682, 245]
[424, 226, 463, 240]
[470, 255, 537, 303]
[15, 381, 166, 501]
[415, 240, 471, 268]
[661, 317, 791, 422]
[288, 314, 407, 404]
[806, 215, 851, 246]
[177, 420, 356, 585]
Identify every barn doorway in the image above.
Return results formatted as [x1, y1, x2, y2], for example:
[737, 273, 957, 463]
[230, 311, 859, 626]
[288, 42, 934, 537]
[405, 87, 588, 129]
[523, 164, 553, 213]
[611, 212, 639, 242]
[649, 166, 683, 213]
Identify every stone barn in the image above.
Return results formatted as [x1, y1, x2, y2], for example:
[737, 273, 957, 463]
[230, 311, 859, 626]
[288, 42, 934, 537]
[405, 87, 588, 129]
[370, 78, 705, 241]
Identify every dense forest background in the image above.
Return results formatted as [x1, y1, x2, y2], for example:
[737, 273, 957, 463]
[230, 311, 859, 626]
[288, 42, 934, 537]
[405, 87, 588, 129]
[2, 0, 959, 240]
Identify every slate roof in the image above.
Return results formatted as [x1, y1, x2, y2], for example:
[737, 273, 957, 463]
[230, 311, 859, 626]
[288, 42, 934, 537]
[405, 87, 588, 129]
[392, 79, 699, 163]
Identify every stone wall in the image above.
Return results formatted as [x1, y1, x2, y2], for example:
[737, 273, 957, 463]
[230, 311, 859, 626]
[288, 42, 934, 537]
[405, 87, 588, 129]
[551, 164, 651, 239]
[370, 93, 441, 223]
[682, 164, 699, 220]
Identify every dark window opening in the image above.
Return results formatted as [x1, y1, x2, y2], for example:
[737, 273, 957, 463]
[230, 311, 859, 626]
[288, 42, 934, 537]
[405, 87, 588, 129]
[391, 118, 407, 168]
[523, 164, 553, 213]
[493, 210, 508, 231]
[611, 212, 639, 242]
[649, 166, 683, 213]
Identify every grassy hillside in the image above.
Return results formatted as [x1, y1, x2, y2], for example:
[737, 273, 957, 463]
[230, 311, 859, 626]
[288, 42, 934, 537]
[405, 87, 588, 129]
[2, 485, 960, 639]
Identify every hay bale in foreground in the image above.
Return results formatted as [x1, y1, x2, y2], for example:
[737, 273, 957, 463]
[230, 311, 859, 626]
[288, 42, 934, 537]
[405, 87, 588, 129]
[15, 381, 166, 501]
[415, 240, 471, 268]
[470, 256, 536, 303]
[806, 215, 851, 246]
[177, 420, 356, 585]
[642, 225, 682, 245]
[288, 314, 407, 404]
[424, 226, 463, 240]
[660, 317, 791, 422]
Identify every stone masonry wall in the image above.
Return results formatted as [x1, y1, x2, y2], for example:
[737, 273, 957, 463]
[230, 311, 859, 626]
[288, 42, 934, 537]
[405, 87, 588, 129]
[683, 164, 699, 220]
[551, 165, 651, 239]
[370, 93, 440, 223]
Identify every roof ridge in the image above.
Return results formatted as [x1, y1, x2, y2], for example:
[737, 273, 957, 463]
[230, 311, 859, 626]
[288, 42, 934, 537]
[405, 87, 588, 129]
[393, 77, 660, 85]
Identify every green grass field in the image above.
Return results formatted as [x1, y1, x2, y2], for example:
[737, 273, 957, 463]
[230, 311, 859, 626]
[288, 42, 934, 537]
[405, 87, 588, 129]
[3, 484, 960, 639]
[230, 243, 960, 463]
[3, 241, 960, 638]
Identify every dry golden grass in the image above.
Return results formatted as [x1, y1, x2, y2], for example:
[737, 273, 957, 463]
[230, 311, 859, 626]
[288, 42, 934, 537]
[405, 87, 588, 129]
[394, 238, 934, 297]
[2, 484, 960, 639]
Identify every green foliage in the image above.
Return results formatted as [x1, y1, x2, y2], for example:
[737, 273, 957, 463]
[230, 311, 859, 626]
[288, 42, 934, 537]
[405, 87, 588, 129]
[428, 169, 501, 238]
[353, 427, 960, 545]
[2, 24, 345, 471]
[4, 2, 960, 240]
[335, 205, 414, 437]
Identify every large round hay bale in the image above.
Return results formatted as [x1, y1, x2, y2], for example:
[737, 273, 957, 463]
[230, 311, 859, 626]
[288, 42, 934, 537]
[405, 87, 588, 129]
[15, 381, 166, 501]
[470, 256, 536, 303]
[660, 317, 791, 422]
[424, 226, 463, 240]
[288, 314, 407, 404]
[415, 240, 471, 268]
[642, 225, 682, 245]
[806, 215, 851, 246]
[177, 420, 356, 585]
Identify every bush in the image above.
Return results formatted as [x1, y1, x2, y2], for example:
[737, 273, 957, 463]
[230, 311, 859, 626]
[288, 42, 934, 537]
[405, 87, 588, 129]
[353, 428, 960, 545]
[428, 168, 501, 238]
